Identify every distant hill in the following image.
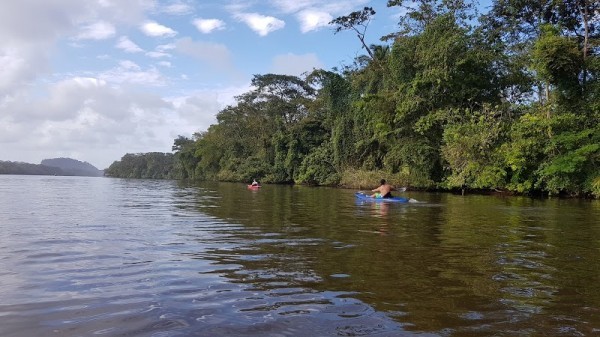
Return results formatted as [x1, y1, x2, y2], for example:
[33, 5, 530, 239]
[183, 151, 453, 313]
[0, 161, 63, 176]
[41, 158, 104, 177]
[0, 158, 104, 177]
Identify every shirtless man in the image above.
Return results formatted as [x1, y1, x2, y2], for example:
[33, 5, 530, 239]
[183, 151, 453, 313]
[371, 179, 394, 198]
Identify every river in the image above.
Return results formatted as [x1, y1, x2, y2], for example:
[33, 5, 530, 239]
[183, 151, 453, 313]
[0, 175, 599, 336]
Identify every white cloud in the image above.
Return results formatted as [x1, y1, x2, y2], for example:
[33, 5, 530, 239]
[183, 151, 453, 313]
[74, 21, 116, 40]
[157, 43, 176, 51]
[0, 1, 151, 43]
[173, 94, 221, 127]
[116, 36, 144, 53]
[0, 0, 156, 99]
[93, 0, 156, 25]
[99, 62, 166, 86]
[192, 18, 226, 34]
[167, 84, 250, 136]
[162, 1, 194, 15]
[0, 43, 50, 98]
[0, 0, 377, 169]
[175, 37, 235, 71]
[4, 77, 131, 124]
[224, 2, 252, 13]
[297, 10, 332, 33]
[146, 43, 175, 58]
[0, 46, 29, 96]
[270, 0, 319, 13]
[45, 77, 109, 121]
[118, 60, 141, 70]
[0, 76, 175, 168]
[140, 21, 177, 37]
[0, 1, 87, 42]
[270, 53, 323, 76]
[235, 13, 285, 36]
[268, 0, 372, 32]
[146, 51, 172, 58]
[270, 0, 370, 15]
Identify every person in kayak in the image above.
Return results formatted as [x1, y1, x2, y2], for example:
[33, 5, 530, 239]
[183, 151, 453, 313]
[251, 179, 259, 186]
[371, 179, 394, 198]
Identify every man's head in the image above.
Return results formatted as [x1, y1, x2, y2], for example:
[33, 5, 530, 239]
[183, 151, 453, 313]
[380, 179, 386, 185]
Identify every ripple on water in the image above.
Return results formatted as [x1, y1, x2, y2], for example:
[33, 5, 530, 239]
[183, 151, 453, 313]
[2, 178, 600, 337]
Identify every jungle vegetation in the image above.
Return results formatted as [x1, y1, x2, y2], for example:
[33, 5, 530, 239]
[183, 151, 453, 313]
[108, 0, 600, 197]
[105, 152, 176, 179]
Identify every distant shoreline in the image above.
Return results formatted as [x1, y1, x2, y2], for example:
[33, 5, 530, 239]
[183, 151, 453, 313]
[0, 158, 104, 177]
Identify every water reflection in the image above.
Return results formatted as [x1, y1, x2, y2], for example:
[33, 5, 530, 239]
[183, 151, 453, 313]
[192, 184, 600, 336]
[1, 177, 599, 336]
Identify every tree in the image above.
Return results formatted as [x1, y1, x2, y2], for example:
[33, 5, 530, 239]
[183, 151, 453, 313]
[158, 1, 600, 198]
[330, 7, 377, 60]
[105, 153, 176, 179]
[384, 13, 503, 182]
[387, 0, 477, 36]
[172, 134, 201, 179]
[442, 107, 508, 192]
[531, 24, 582, 104]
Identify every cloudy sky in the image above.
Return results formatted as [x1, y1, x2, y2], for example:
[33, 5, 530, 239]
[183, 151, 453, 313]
[0, 0, 481, 169]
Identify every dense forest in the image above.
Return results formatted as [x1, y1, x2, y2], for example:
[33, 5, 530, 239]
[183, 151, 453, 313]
[107, 0, 600, 197]
[0, 161, 64, 176]
[0, 158, 103, 176]
[104, 153, 176, 179]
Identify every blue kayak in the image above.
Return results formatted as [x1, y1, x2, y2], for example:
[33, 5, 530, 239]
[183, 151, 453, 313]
[355, 192, 409, 203]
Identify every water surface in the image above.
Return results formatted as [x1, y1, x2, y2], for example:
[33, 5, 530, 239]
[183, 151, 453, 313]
[1, 175, 599, 336]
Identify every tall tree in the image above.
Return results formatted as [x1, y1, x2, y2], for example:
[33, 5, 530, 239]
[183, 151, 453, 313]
[387, 0, 477, 36]
[172, 134, 202, 179]
[330, 7, 377, 60]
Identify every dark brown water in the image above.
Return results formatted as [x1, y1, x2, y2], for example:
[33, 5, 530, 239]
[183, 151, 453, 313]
[1, 175, 599, 336]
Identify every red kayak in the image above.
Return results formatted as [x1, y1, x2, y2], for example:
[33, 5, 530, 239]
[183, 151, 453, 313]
[247, 185, 261, 190]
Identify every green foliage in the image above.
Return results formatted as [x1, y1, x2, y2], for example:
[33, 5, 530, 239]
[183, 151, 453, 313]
[537, 114, 600, 195]
[156, 2, 600, 199]
[339, 168, 414, 190]
[0, 161, 63, 176]
[105, 153, 176, 179]
[383, 138, 437, 186]
[531, 25, 582, 96]
[350, 93, 396, 170]
[592, 177, 600, 197]
[330, 7, 375, 34]
[172, 135, 201, 179]
[501, 111, 548, 193]
[306, 69, 352, 128]
[501, 108, 600, 197]
[295, 142, 340, 186]
[386, 0, 477, 35]
[329, 7, 377, 60]
[441, 107, 508, 190]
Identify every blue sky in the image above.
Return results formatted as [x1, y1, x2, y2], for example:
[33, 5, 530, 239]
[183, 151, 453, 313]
[0, 0, 492, 169]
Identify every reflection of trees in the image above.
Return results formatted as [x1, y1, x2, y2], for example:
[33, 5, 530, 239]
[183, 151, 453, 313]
[527, 199, 600, 332]
[439, 195, 600, 334]
[187, 182, 600, 334]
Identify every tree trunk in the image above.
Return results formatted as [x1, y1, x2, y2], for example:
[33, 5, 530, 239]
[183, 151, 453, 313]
[577, 0, 590, 89]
